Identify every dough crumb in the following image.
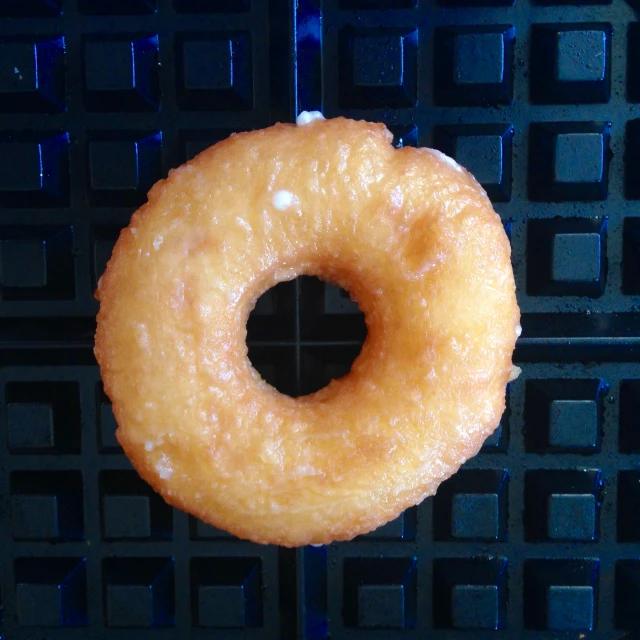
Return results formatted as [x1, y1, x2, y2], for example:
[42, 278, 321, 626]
[272, 190, 295, 210]
[508, 365, 522, 382]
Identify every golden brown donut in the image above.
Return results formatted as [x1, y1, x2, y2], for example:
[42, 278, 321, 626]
[95, 114, 520, 547]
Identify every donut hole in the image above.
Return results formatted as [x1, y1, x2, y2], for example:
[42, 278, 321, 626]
[246, 276, 367, 397]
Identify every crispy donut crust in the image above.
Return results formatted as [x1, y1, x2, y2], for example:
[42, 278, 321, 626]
[95, 117, 520, 547]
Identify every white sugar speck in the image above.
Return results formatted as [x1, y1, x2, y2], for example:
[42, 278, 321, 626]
[144, 441, 154, 452]
[272, 190, 295, 210]
[509, 365, 522, 382]
[516, 324, 522, 338]
[156, 453, 173, 479]
[153, 235, 163, 251]
[297, 111, 325, 126]
[426, 148, 464, 173]
[389, 186, 403, 208]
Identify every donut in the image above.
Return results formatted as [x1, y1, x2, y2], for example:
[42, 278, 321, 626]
[94, 114, 520, 547]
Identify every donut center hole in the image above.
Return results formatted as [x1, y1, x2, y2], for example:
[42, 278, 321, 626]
[246, 275, 367, 397]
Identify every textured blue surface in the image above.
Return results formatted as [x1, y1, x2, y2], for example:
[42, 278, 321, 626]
[0, 0, 640, 638]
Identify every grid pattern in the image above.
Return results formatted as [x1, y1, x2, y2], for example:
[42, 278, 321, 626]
[1, 0, 640, 638]
[309, 1, 640, 636]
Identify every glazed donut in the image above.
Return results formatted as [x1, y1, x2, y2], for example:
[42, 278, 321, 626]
[95, 114, 520, 547]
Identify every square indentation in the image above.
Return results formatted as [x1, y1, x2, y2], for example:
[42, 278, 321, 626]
[620, 380, 640, 451]
[438, 0, 512, 6]
[534, 0, 609, 5]
[457, 34, 505, 84]
[453, 494, 499, 539]
[555, 134, 606, 185]
[359, 585, 404, 629]
[549, 495, 597, 539]
[524, 559, 598, 630]
[548, 586, 595, 630]
[360, 507, 417, 541]
[618, 471, 640, 541]
[524, 378, 607, 452]
[79, 0, 156, 13]
[625, 121, 640, 199]
[344, 558, 416, 629]
[434, 26, 514, 106]
[628, 25, 640, 103]
[6, 381, 81, 454]
[191, 557, 262, 628]
[246, 279, 296, 341]
[189, 516, 235, 540]
[247, 346, 297, 397]
[91, 226, 121, 291]
[8, 403, 53, 448]
[103, 558, 174, 628]
[550, 399, 599, 446]
[531, 25, 611, 104]
[482, 422, 505, 450]
[615, 561, 640, 629]
[300, 276, 366, 341]
[0, 226, 75, 300]
[178, 128, 241, 163]
[557, 31, 608, 82]
[0, 132, 69, 206]
[340, 0, 415, 6]
[83, 36, 159, 111]
[87, 132, 162, 207]
[339, 27, 417, 109]
[434, 469, 508, 541]
[1, 236, 46, 287]
[176, 33, 252, 111]
[91, 142, 139, 190]
[11, 471, 83, 540]
[434, 557, 507, 629]
[100, 470, 172, 540]
[0, 37, 65, 113]
[323, 283, 360, 315]
[175, 0, 250, 10]
[104, 496, 151, 537]
[527, 218, 607, 297]
[300, 345, 364, 397]
[622, 219, 640, 293]
[525, 469, 602, 542]
[529, 122, 610, 201]
[15, 557, 87, 627]
[452, 586, 499, 629]
[552, 233, 602, 284]
[433, 124, 513, 202]
[96, 383, 120, 453]
[482, 383, 510, 452]
[0, 0, 62, 16]
[388, 125, 418, 148]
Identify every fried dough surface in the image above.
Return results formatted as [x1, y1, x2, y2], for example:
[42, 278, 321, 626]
[95, 116, 520, 546]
